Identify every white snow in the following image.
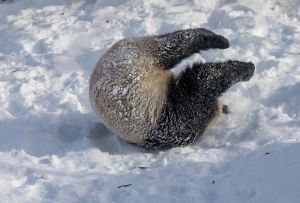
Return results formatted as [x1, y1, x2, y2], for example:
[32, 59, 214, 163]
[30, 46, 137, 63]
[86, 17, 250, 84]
[0, 0, 300, 202]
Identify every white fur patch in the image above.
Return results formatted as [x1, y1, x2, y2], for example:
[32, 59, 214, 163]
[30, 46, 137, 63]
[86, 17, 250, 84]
[141, 68, 172, 123]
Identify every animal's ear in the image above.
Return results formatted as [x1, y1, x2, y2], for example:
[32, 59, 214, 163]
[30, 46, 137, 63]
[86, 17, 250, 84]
[151, 28, 230, 69]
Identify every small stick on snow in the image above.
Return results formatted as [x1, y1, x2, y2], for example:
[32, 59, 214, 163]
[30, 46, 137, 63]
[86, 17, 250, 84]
[117, 184, 132, 188]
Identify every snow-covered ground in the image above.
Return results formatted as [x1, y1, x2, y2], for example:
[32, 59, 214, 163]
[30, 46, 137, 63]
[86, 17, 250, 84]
[0, 0, 300, 202]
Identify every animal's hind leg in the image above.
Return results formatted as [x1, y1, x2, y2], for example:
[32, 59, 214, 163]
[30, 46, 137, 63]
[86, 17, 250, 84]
[151, 28, 230, 69]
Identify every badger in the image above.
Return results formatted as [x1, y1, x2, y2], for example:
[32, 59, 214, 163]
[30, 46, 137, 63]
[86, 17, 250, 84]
[89, 28, 255, 150]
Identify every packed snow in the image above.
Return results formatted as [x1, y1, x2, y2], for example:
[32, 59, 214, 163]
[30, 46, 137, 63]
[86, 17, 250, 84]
[0, 0, 300, 202]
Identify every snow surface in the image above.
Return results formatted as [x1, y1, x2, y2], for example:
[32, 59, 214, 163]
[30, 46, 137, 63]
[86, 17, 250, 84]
[0, 0, 300, 202]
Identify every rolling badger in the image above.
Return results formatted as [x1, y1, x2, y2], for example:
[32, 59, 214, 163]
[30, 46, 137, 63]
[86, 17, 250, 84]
[89, 28, 255, 150]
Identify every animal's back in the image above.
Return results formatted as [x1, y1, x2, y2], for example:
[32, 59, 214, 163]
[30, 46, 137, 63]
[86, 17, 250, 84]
[89, 38, 172, 144]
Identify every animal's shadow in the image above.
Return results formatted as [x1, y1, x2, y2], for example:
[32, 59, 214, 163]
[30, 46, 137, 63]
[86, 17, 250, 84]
[88, 122, 148, 155]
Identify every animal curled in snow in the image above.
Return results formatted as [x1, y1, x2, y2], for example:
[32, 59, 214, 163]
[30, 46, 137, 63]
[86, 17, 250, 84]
[89, 28, 255, 150]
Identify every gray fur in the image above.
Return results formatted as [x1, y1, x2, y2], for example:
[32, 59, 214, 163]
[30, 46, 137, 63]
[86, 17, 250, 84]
[89, 28, 255, 150]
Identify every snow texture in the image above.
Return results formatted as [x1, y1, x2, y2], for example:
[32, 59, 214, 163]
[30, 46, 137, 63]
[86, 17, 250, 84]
[0, 0, 300, 202]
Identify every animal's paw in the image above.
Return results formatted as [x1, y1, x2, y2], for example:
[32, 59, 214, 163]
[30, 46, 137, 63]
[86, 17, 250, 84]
[239, 62, 255, 81]
[210, 34, 230, 49]
[226, 61, 255, 81]
[198, 28, 230, 49]
[222, 105, 230, 114]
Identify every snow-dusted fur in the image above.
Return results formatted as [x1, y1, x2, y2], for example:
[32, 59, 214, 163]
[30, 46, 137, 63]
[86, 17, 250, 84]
[89, 38, 172, 144]
[2, 1, 300, 201]
[89, 28, 255, 149]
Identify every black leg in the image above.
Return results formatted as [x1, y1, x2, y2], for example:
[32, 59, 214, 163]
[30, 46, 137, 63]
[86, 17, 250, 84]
[152, 28, 230, 69]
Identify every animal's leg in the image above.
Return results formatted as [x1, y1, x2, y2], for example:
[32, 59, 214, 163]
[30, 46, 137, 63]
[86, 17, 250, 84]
[151, 28, 230, 69]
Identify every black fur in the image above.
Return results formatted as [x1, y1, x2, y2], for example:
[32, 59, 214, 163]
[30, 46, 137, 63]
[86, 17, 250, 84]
[153, 28, 230, 69]
[143, 61, 255, 150]
[222, 105, 230, 114]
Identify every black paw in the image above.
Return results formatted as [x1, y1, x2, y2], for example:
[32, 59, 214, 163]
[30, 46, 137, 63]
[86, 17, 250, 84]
[222, 105, 230, 114]
[212, 35, 230, 49]
[226, 60, 255, 81]
[199, 28, 230, 50]
[240, 62, 255, 81]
